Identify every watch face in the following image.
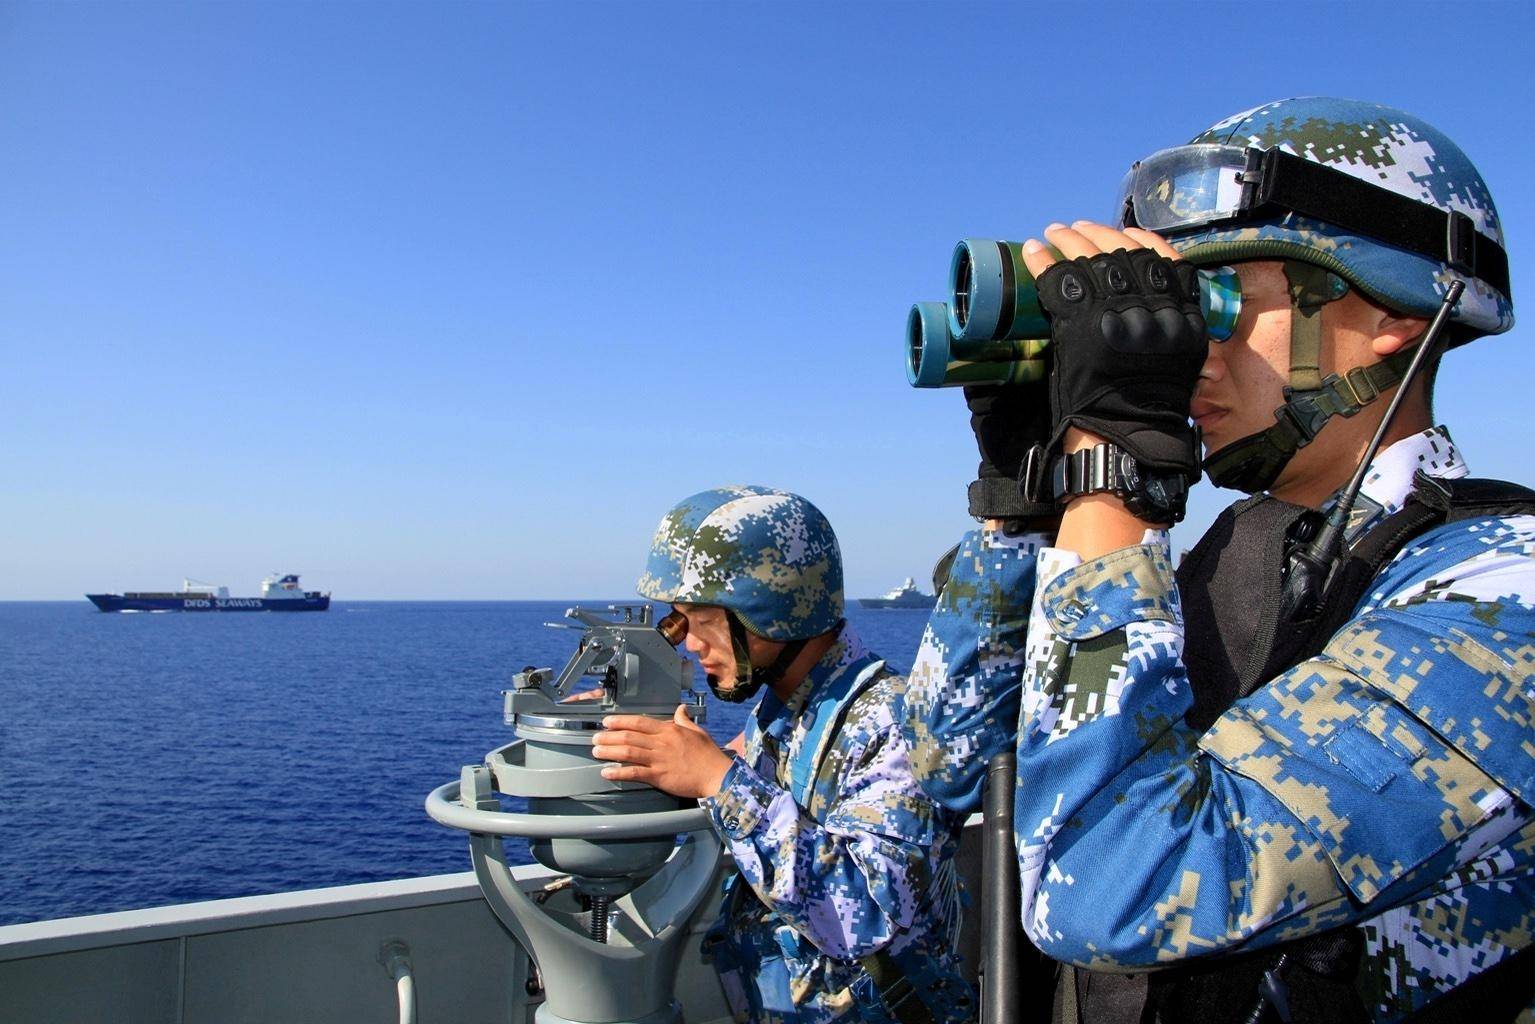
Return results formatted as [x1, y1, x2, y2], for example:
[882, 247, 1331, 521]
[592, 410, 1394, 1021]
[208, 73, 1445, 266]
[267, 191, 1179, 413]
[1146, 478, 1168, 505]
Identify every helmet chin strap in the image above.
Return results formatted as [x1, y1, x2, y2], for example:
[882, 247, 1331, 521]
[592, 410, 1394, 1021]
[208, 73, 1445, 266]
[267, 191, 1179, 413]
[705, 614, 841, 704]
[1203, 260, 1416, 493]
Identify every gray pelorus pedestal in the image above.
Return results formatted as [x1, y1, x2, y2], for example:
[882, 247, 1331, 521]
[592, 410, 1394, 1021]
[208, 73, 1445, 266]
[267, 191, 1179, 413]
[427, 605, 724, 1024]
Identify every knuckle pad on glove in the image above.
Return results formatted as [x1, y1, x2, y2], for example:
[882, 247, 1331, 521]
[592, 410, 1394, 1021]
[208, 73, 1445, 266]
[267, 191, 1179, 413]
[1115, 307, 1152, 351]
[1153, 307, 1191, 344]
[1098, 309, 1127, 349]
[1044, 249, 1204, 474]
[1183, 312, 1206, 343]
[1101, 263, 1130, 293]
[1061, 272, 1087, 303]
[1173, 263, 1200, 301]
[1039, 258, 1097, 310]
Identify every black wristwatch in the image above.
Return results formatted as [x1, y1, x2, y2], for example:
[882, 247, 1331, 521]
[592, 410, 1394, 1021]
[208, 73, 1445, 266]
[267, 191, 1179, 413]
[1050, 442, 1189, 524]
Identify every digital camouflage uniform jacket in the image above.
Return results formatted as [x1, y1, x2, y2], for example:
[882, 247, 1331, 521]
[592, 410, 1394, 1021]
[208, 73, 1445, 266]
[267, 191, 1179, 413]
[701, 623, 973, 1024]
[905, 427, 1535, 1021]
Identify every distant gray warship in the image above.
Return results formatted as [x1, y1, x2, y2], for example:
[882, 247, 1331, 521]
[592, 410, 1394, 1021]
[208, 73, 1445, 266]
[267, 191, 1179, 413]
[858, 577, 936, 609]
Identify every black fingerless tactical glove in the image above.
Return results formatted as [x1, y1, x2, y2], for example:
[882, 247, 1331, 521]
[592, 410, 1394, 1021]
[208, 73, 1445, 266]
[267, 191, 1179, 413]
[1036, 249, 1206, 477]
[963, 384, 1057, 521]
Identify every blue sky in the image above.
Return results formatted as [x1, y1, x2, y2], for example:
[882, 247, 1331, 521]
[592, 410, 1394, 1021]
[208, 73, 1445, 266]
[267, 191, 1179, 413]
[4, 1, 1533, 600]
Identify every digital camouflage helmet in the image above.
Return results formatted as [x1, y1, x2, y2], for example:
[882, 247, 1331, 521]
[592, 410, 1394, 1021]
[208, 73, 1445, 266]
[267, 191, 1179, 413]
[1118, 97, 1513, 491]
[637, 486, 844, 702]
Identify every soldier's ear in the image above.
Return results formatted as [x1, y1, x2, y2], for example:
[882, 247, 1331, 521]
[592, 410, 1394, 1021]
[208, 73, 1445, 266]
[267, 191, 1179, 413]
[1372, 310, 1430, 357]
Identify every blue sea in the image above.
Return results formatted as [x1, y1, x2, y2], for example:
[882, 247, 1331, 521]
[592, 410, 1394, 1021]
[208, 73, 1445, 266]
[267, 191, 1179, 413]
[0, 600, 934, 926]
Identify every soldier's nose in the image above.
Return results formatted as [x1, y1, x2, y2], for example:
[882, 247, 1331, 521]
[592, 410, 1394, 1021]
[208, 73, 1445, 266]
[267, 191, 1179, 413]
[1199, 345, 1225, 383]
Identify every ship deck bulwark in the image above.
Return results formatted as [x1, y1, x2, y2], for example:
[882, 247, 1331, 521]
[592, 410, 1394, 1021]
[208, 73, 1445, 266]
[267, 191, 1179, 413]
[0, 818, 985, 1023]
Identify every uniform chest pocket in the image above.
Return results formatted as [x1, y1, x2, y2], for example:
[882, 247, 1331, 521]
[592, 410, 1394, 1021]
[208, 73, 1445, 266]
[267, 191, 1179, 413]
[1296, 697, 1500, 902]
[1322, 702, 1426, 792]
[1204, 671, 1507, 904]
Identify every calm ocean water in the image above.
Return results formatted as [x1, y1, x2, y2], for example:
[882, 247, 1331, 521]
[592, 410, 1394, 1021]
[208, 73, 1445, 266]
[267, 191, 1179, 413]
[0, 600, 933, 926]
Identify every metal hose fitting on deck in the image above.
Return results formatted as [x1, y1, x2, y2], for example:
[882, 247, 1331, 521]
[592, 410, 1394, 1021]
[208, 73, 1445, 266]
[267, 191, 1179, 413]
[378, 940, 417, 1024]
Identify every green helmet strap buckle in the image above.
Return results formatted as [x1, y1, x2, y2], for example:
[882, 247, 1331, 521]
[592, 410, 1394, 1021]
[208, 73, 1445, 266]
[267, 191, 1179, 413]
[1278, 359, 1406, 441]
[1205, 353, 1415, 493]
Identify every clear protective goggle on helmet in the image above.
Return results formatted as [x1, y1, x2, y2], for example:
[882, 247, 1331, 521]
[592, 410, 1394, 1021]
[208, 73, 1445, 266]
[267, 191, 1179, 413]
[1116, 144, 1251, 235]
[1115, 141, 1511, 303]
[1109, 143, 1245, 341]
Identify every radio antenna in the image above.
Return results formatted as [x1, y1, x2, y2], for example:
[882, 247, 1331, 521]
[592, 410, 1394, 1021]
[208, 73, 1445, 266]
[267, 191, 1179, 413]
[1278, 281, 1465, 622]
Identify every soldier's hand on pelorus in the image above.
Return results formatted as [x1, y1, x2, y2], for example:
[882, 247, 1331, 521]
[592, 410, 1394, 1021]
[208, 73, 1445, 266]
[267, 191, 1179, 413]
[593, 706, 734, 800]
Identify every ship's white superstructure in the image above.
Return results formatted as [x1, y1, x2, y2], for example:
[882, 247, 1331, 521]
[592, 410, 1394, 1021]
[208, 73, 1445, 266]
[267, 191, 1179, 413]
[260, 573, 311, 600]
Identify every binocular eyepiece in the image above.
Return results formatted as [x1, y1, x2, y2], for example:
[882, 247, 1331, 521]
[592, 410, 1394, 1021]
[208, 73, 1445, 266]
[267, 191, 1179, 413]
[908, 239, 1241, 388]
[656, 609, 688, 647]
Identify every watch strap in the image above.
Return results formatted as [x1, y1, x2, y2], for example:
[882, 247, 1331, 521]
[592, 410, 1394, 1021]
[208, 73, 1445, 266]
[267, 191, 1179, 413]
[967, 478, 1058, 521]
[1051, 444, 1137, 502]
[1050, 442, 1189, 524]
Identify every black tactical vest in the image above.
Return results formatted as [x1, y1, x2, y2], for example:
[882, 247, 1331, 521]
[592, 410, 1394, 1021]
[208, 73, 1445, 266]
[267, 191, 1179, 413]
[1137, 474, 1535, 1024]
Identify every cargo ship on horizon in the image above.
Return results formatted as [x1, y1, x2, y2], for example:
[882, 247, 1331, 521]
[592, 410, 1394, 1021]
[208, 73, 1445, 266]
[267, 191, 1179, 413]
[86, 573, 330, 612]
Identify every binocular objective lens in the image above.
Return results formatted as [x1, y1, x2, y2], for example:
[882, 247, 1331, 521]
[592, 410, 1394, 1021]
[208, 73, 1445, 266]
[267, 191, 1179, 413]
[952, 250, 972, 329]
[906, 307, 925, 380]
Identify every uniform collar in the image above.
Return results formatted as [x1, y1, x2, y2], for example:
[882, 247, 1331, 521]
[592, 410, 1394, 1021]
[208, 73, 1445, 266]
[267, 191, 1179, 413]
[1331, 425, 1468, 542]
[774, 622, 867, 718]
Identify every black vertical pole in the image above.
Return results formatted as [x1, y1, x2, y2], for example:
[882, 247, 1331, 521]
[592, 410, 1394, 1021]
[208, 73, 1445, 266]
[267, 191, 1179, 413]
[982, 750, 1023, 1024]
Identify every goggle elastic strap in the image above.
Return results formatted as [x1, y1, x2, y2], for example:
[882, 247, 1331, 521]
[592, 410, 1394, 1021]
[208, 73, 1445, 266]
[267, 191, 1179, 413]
[1123, 144, 1510, 301]
[1243, 148, 1509, 298]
